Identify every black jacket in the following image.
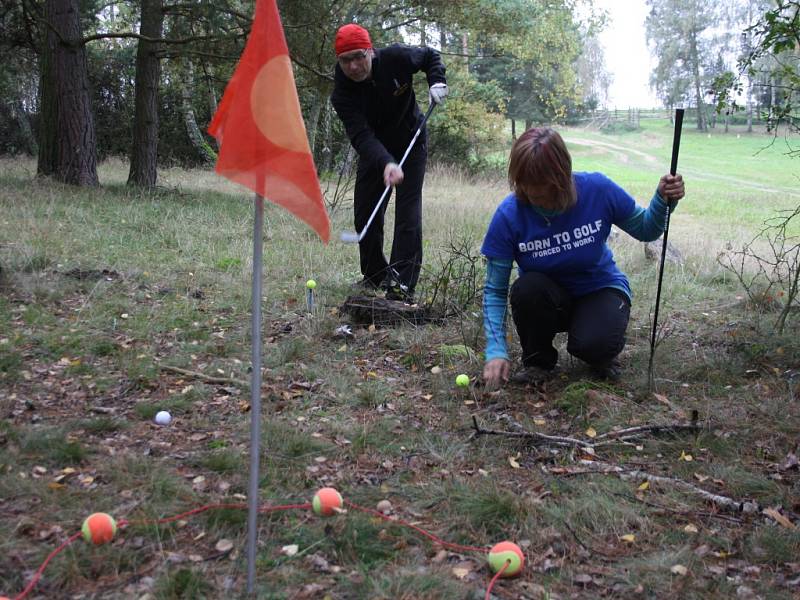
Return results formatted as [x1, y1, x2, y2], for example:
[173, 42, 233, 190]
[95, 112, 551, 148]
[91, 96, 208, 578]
[331, 44, 446, 172]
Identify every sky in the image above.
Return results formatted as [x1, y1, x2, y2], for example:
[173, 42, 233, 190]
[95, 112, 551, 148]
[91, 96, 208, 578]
[593, 0, 661, 108]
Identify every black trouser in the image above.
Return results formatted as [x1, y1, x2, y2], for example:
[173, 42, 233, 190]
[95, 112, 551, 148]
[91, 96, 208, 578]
[509, 271, 631, 369]
[353, 134, 426, 293]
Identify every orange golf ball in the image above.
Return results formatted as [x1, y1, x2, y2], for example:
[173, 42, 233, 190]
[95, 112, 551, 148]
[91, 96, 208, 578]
[82, 512, 117, 545]
[487, 541, 525, 577]
[312, 487, 343, 517]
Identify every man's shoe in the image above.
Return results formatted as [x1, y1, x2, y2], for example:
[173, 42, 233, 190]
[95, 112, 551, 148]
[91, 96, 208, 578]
[510, 365, 557, 384]
[385, 284, 414, 303]
[382, 270, 413, 303]
[590, 358, 621, 381]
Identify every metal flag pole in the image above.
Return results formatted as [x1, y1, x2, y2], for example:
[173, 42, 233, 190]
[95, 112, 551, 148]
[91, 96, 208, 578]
[648, 108, 684, 390]
[246, 192, 264, 594]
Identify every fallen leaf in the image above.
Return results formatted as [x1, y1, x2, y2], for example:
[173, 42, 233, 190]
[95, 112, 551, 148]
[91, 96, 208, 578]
[451, 566, 471, 579]
[684, 524, 699, 534]
[638, 481, 650, 491]
[585, 426, 597, 438]
[533, 418, 546, 426]
[779, 453, 798, 472]
[693, 472, 709, 482]
[679, 450, 693, 462]
[764, 507, 796, 530]
[620, 534, 636, 543]
[430, 366, 442, 374]
[508, 454, 521, 469]
[215, 539, 234, 553]
[670, 564, 688, 576]
[281, 544, 299, 556]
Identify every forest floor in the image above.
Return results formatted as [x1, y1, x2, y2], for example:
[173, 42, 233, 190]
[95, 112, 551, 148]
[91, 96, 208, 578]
[1, 130, 800, 600]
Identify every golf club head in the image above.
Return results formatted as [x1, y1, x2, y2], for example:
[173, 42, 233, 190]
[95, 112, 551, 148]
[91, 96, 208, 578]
[340, 231, 360, 244]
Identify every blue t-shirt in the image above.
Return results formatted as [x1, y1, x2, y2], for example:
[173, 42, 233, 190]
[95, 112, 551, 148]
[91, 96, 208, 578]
[481, 171, 638, 298]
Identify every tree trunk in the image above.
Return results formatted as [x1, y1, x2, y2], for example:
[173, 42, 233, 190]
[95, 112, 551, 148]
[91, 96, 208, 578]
[37, 0, 98, 186]
[201, 62, 220, 151]
[321, 100, 333, 173]
[128, 0, 163, 187]
[746, 84, 753, 133]
[180, 58, 216, 165]
[306, 89, 323, 161]
[11, 101, 38, 156]
[688, 31, 706, 131]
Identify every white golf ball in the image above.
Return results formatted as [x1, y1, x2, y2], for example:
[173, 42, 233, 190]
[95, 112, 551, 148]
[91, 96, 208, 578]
[154, 410, 172, 426]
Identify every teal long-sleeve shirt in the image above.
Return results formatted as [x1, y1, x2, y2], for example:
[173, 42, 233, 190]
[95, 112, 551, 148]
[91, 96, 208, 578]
[482, 191, 674, 362]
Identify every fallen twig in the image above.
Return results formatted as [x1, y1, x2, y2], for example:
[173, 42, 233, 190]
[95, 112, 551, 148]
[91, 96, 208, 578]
[593, 422, 700, 441]
[471, 416, 591, 449]
[576, 460, 762, 514]
[608, 491, 744, 524]
[158, 364, 249, 388]
[471, 416, 701, 450]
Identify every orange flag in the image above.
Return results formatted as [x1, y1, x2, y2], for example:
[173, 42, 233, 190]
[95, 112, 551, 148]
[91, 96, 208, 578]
[209, 0, 330, 242]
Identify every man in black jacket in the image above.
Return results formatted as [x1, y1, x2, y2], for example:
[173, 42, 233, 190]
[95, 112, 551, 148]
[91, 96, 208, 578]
[331, 23, 447, 302]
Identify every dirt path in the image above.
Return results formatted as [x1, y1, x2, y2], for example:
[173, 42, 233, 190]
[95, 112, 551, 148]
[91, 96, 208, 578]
[568, 137, 659, 164]
[568, 136, 800, 197]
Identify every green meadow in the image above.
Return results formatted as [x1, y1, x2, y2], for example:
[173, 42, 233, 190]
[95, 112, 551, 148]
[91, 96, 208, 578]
[1, 117, 799, 599]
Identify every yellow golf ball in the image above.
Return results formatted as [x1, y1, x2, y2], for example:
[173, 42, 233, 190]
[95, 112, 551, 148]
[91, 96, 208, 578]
[456, 374, 470, 387]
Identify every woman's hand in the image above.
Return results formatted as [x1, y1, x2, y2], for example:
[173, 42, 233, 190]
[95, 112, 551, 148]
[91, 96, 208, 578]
[483, 358, 510, 391]
[658, 173, 685, 204]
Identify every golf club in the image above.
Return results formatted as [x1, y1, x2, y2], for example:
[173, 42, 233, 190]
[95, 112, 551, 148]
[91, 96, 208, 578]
[648, 107, 684, 389]
[340, 102, 437, 244]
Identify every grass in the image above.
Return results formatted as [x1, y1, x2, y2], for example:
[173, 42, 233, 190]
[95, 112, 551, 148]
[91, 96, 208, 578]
[1, 118, 799, 598]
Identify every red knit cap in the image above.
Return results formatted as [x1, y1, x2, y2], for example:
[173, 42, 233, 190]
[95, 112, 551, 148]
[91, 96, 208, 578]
[335, 24, 372, 56]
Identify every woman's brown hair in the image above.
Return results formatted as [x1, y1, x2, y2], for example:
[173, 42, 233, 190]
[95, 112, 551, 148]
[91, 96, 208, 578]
[508, 127, 576, 211]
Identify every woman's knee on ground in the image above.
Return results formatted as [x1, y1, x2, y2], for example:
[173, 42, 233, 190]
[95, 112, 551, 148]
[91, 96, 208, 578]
[567, 331, 625, 366]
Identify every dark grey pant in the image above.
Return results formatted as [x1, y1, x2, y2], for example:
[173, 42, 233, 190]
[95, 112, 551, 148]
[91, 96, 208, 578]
[353, 136, 426, 293]
[510, 271, 631, 369]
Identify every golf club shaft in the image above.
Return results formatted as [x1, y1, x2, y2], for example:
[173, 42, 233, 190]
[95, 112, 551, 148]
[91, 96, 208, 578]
[353, 103, 437, 243]
[669, 109, 684, 176]
[649, 108, 684, 382]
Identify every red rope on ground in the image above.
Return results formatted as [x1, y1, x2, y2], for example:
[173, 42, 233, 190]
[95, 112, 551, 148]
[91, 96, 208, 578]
[10, 503, 311, 600]
[13, 531, 82, 600]
[485, 560, 510, 600]
[9, 499, 497, 599]
[345, 501, 489, 554]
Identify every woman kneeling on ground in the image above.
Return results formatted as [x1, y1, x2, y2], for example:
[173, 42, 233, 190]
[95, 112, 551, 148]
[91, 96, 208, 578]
[481, 127, 685, 389]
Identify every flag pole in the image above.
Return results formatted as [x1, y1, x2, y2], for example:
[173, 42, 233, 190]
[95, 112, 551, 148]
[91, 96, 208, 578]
[246, 192, 264, 594]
